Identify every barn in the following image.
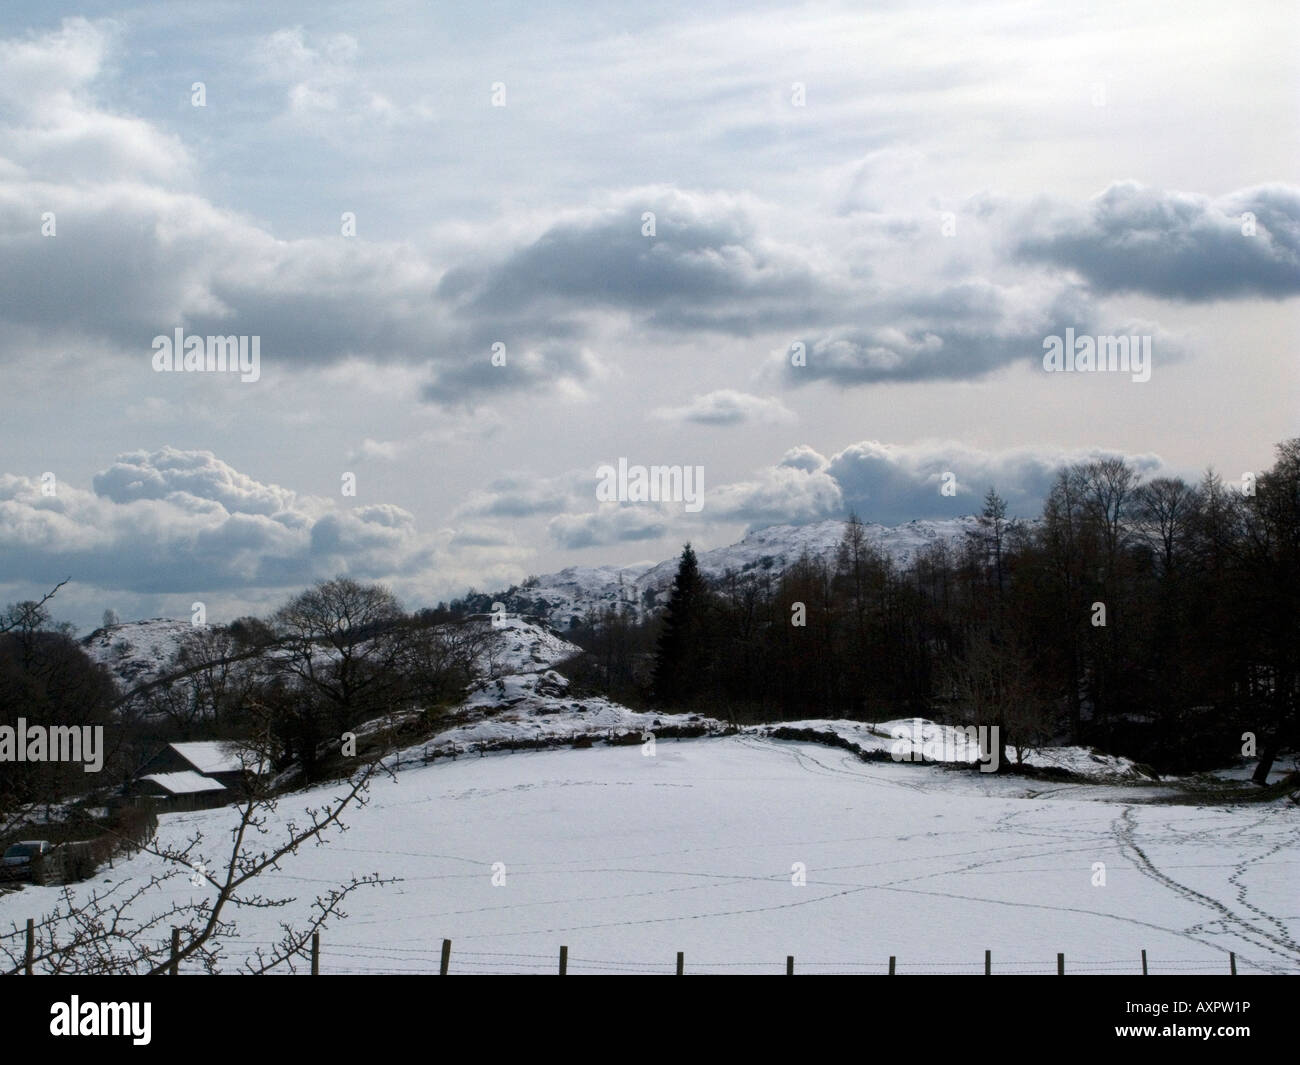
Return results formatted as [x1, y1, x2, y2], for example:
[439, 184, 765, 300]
[132, 770, 228, 811]
[131, 740, 262, 808]
[136, 740, 258, 791]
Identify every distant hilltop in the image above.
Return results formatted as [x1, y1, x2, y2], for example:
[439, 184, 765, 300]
[459, 515, 990, 630]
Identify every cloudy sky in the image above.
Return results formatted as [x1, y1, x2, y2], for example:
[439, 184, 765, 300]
[2, 1, 1297, 629]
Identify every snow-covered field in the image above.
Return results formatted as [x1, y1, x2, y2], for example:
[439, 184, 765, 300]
[5, 736, 1296, 975]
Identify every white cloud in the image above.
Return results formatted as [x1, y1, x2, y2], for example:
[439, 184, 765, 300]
[254, 26, 434, 128]
[651, 389, 796, 426]
[0, 18, 192, 184]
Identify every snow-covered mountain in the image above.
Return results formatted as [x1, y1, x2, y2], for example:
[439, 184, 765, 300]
[81, 517, 989, 694]
[472, 516, 987, 630]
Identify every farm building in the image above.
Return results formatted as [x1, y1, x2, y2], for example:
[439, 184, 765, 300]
[130, 770, 228, 811]
[136, 740, 260, 791]
[130, 740, 263, 808]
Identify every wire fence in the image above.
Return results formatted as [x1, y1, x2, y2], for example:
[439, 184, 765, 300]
[300, 940, 1295, 975]
[10, 918, 1298, 974]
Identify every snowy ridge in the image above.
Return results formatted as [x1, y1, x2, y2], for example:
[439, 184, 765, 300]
[81, 618, 196, 689]
[70, 612, 1221, 790]
[79, 516, 993, 697]
[484, 516, 988, 630]
[388, 618, 691, 768]
[754, 718, 1154, 783]
[478, 616, 584, 676]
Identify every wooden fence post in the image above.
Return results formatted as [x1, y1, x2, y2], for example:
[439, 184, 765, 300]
[1141, 949, 1148, 975]
[888, 955, 895, 975]
[676, 951, 684, 976]
[985, 949, 991, 975]
[786, 954, 794, 975]
[559, 944, 567, 975]
[170, 927, 180, 976]
[1229, 952, 1236, 975]
[25, 919, 34, 975]
[311, 931, 319, 975]
[440, 938, 451, 975]
[1057, 952, 1064, 976]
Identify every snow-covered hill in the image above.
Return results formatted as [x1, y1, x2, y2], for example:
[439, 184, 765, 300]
[475, 516, 989, 630]
[81, 618, 197, 689]
[81, 517, 991, 692]
[81, 612, 585, 703]
[478, 615, 583, 675]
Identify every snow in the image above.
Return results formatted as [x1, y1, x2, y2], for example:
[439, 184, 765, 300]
[479, 616, 582, 675]
[1205, 757, 1297, 785]
[170, 742, 247, 776]
[485, 516, 990, 630]
[6, 737, 1296, 975]
[139, 771, 226, 796]
[82, 618, 195, 688]
[771, 718, 1157, 783]
[390, 675, 1155, 790]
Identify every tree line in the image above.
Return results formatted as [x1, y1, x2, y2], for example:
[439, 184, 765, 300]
[568, 440, 1300, 779]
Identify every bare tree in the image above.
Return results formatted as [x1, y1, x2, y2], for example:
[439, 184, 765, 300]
[0, 579, 69, 636]
[0, 720, 397, 975]
[947, 627, 1050, 768]
[274, 578, 405, 722]
[1082, 457, 1140, 579]
[1136, 477, 1200, 576]
[397, 616, 490, 709]
[974, 487, 1012, 597]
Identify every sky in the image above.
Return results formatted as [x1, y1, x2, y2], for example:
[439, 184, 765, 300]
[1, 1, 1297, 630]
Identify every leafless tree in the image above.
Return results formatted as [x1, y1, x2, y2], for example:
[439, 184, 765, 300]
[274, 578, 405, 722]
[0, 719, 397, 975]
[947, 627, 1051, 768]
[1136, 477, 1200, 576]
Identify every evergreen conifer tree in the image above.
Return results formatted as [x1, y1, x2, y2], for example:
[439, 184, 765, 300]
[652, 544, 707, 706]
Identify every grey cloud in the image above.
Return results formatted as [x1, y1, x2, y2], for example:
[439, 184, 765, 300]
[547, 507, 670, 550]
[0, 450, 441, 594]
[692, 440, 1169, 531]
[438, 190, 818, 319]
[453, 471, 580, 519]
[422, 343, 605, 407]
[778, 445, 828, 473]
[93, 447, 302, 516]
[824, 440, 1166, 524]
[709, 464, 842, 525]
[783, 282, 1097, 386]
[1014, 182, 1300, 300]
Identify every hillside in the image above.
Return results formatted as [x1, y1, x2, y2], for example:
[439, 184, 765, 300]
[80, 516, 991, 693]
[81, 617, 197, 689]
[471, 516, 988, 630]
